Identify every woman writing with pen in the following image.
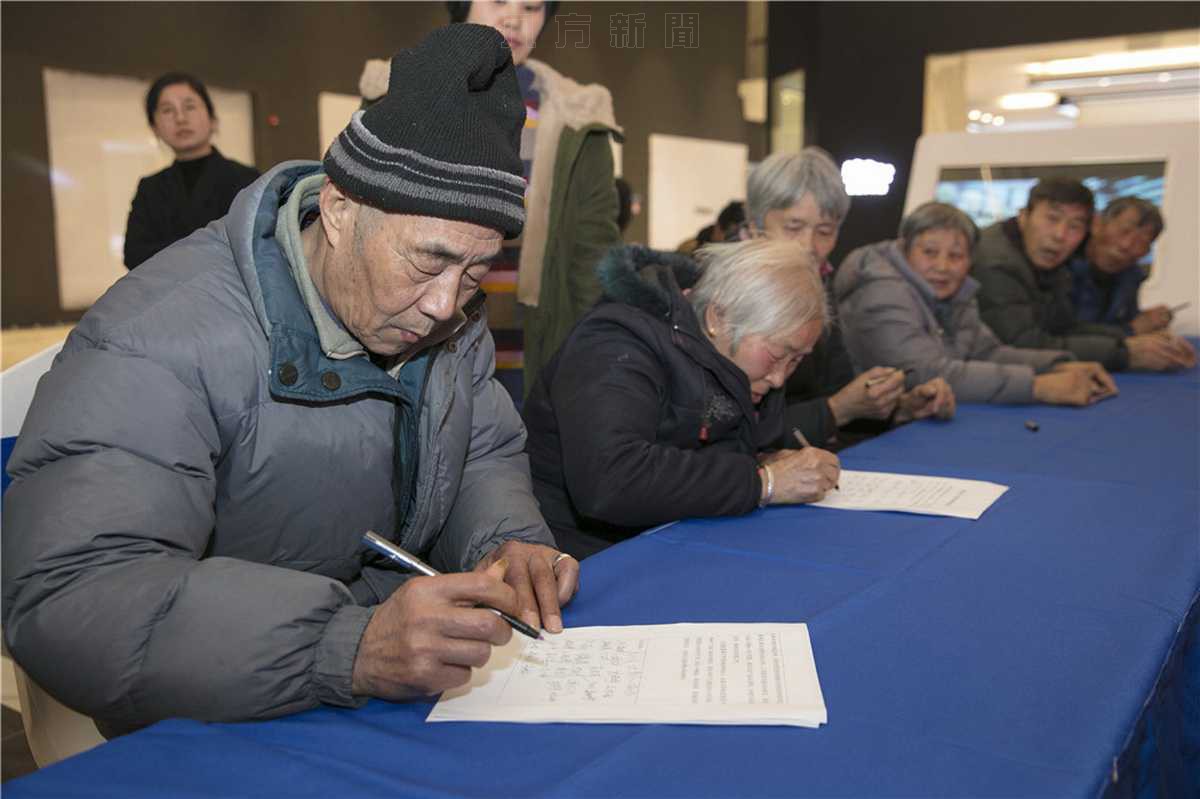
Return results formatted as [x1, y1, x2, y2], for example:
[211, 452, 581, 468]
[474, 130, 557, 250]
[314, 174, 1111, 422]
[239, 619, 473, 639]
[522, 240, 845, 560]
[835, 202, 1119, 407]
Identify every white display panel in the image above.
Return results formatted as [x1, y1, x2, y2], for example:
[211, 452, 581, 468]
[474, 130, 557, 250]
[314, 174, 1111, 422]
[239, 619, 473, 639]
[648, 133, 748, 251]
[43, 68, 255, 311]
[906, 123, 1199, 335]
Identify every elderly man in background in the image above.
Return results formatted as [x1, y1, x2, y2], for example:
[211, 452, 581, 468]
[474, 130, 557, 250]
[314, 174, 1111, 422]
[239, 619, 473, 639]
[1071, 196, 1179, 336]
[972, 178, 1194, 372]
[3, 25, 577, 738]
[745, 150, 955, 449]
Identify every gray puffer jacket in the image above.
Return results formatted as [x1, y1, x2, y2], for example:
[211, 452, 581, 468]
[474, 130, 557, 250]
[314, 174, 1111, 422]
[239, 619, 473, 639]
[2, 162, 552, 735]
[835, 240, 1072, 404]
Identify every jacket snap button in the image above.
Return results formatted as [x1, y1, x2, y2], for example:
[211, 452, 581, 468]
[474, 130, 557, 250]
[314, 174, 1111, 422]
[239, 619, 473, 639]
[470, 310, 482, 323]
[278, 362, 299, 386]
[446, 340, 458, 353]
[321, 371, 341, 391]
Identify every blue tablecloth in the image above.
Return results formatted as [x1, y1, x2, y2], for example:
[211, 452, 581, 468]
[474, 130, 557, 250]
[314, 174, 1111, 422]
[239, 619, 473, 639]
[8, 366, 1199, 798]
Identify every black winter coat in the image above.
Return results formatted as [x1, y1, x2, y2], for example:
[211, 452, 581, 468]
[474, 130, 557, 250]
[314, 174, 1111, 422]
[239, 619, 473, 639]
[522, 246, 784, 559]
[782, 279, 855, 445]
[123, 147, 259, 269]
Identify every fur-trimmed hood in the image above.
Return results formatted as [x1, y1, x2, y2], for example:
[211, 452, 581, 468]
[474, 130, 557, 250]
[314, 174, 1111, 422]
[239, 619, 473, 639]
[524, 59, 622, 138]
[595, 245, 701, 319]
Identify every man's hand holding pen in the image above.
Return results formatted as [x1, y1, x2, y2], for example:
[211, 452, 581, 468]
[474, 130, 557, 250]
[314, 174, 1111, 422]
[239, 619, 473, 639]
[474, 540, 579, 635]
[352, 558, 521, 701]
[351, 539, 579, 701]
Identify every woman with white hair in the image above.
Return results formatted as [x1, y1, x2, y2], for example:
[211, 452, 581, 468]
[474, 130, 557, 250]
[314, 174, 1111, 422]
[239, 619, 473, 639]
[523, 240, 841, 559]
[744, 149, 954, 448]
[835, 202, 1118, 405]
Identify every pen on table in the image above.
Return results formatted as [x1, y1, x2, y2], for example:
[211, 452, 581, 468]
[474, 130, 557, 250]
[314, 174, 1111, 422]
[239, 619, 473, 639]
[361, 531, 542, 640]
[792, 427, 838, 490]
[864, 367, 914, 388]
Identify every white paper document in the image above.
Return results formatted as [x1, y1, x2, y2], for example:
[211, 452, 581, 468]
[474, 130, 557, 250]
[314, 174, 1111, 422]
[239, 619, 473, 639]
[811, 469, 1008, 519]
[427, 623, 827, 727]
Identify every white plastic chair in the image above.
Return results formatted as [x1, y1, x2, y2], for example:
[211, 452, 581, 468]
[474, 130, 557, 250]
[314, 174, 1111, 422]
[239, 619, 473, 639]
[2, 341, 107, 766]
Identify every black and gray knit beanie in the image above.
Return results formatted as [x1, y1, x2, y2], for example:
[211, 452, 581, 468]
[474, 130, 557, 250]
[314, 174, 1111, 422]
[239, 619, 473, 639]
[324, 24, 527, 238]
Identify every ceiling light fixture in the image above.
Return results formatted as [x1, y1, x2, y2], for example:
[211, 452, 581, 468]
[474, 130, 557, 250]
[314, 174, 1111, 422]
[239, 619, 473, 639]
[1030, 67, 1200, 92]
[997, 91, 1060, 110]
[1025, 46, 1200, 77]
[841, 159, 896, 196]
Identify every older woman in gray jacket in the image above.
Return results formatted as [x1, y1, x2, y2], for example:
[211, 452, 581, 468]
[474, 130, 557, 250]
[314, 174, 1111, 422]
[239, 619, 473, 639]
[834, 202, 1117, 406]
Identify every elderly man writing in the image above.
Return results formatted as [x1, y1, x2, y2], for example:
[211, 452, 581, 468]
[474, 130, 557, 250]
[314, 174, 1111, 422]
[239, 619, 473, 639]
[2, 25, 577, 737]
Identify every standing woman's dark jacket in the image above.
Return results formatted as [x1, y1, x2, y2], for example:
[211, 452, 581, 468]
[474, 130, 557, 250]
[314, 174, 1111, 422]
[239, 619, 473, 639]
[522, 246, 779, 559]
[124, 147, 259, 269]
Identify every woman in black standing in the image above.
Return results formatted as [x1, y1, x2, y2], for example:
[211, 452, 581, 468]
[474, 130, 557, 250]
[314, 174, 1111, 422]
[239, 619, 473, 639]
[123, 72, 259, 269]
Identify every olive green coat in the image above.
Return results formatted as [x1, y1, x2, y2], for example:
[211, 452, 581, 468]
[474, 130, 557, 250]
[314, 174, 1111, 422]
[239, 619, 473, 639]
[517, 60, 622, 398]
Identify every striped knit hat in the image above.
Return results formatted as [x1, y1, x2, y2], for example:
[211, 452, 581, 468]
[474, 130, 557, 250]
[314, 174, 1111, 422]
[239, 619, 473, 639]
[324, 24, 527, 238]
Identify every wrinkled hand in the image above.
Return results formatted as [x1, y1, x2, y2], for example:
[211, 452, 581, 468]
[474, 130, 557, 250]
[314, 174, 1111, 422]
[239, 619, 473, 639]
[894, 377, 956, 423]
[1129, 305, 1172, 335]
[1034, 369, 1110, 406]
[1162, 334, 1197, 369]
[1127, 333, 1197, 372]
[828, 367, 905, 426]
[351, 560, 516, 700]
[1052, 361, 1118, 401]
[761, 447, 841, 504]
[475, 541, 579, 635]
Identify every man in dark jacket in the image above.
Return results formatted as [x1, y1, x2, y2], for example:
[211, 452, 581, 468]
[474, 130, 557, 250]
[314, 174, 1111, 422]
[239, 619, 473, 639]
[1071, 196, 1175, 335]
[4, 25, 578, 737]
[972, 178, 1194, 372]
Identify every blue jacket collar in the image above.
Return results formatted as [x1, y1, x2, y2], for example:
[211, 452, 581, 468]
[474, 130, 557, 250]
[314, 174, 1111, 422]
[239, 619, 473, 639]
[246, 162, 409, 403]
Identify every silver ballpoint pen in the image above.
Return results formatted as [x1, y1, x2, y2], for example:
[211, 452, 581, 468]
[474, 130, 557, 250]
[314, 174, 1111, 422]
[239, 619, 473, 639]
[361, 531, 542, 640]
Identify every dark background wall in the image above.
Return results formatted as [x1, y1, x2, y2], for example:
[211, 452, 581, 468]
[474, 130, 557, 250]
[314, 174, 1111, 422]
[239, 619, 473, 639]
[2, 1, 752, 326]
[7, 1, 1197, 326]
[769, 1, 1200, 265]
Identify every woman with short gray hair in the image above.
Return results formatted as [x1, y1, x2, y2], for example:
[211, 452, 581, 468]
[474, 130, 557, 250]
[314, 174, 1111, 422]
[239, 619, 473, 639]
[747, 149, 851, 234]
[743, 149, 954, 448]
[835, 201, 1118, 406]
[522, 240, 842, 559]
[898, 201, 980, 252]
